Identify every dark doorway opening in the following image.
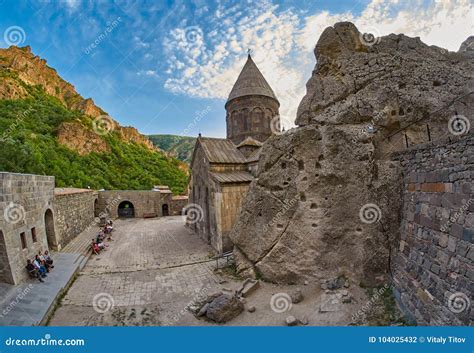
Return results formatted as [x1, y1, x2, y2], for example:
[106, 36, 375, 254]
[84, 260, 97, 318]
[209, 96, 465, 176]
[44, 209, 56, 249]
[0, 230, 14, 284]
[118, 201, 135, 218]
[162, 204, 169, 216]
[94, 198, 99, 217]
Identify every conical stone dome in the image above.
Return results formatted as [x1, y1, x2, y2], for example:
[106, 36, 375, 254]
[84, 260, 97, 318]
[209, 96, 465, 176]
[226, 55, 279, 106]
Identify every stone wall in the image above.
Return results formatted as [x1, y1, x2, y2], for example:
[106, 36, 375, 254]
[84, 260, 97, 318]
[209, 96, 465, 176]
[215, 183, 250, 252]
[0, 172, 55, 285]
[97, 190, 172, 219]
[170, 196, 188, 216]
[53, 188, 98, 250]
[226, 95, 279, 145]
[392, 134, 473, 325]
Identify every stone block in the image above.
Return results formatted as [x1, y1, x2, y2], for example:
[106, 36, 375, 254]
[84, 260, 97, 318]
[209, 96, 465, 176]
[447, 236, 457, 252]
[462, 228, 473, 243]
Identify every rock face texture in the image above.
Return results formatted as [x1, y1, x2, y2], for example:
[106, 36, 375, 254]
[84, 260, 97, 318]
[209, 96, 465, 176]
[57, 122, 110, 155]
[229, 22, 473, 285]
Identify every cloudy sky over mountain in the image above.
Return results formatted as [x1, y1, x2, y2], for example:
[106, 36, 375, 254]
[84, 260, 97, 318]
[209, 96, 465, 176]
[0, 0, 472, 136]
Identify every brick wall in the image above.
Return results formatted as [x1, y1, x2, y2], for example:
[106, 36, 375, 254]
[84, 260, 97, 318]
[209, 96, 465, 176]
[53, 189, 98, 249]
[392, 134, 473, 325]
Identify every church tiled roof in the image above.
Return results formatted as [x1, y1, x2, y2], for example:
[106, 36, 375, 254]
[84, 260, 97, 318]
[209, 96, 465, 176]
[198, 137, 246, 164]
[211, 171, 254, 183]
[226, 55, 279, 105]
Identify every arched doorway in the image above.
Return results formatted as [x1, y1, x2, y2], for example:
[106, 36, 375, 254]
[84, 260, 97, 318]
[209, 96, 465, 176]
[44, 209, 56, 249]
[162, 204, 169, 216]
[94, 198, 99, 217]
[118, 201, 135, 218]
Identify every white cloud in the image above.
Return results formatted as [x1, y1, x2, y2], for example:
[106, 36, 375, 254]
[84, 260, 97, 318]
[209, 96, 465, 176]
[137, 70, 159, 78]
[163, 0, 473, 126]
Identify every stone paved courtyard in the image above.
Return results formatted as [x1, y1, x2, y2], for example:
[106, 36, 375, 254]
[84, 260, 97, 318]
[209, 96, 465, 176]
[48, 216, 375, 326]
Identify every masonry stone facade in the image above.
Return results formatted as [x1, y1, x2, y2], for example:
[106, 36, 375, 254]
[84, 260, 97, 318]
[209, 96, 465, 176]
[97, 188, 178, 219]
[0, 173, 55, 285]
[392, 134, 473, 325]
[52, 188, 98, 250]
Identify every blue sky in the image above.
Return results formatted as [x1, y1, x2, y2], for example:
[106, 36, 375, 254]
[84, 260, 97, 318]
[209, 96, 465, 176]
[0, 0, 471, 137]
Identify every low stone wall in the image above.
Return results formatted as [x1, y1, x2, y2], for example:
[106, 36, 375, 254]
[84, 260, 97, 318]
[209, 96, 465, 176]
[392, 134, 473, 325]
[53, 189, 98, 250]
[170, 196, 188, 216]
[0, 173, 55, 285]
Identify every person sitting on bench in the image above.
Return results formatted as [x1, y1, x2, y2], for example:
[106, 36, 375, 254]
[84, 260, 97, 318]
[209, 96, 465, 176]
[92, 240, 101, 255]
[44, 250, 54, 269]
[26, 260, 44, 282]
[33, 256, 47, 277]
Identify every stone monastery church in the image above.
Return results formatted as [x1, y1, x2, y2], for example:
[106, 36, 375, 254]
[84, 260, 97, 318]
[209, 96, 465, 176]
[189, 54, 280, 253]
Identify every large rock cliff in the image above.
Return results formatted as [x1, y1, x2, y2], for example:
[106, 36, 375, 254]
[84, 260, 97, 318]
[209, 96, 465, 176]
[230, 22, 473, 285]
[0, 45, 156, 153]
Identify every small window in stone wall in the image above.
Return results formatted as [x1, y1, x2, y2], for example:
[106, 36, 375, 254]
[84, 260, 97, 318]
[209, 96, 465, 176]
[31, 227, 37, 243]
[20, 232, 27, 249]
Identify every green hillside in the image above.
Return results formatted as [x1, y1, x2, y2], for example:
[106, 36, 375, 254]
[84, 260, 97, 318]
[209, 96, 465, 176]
[0, 70, 188, 194]
[148, 135, 196, 164]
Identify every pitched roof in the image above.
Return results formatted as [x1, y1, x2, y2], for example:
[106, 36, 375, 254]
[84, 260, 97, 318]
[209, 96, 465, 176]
[226, 55, 279, 105]
[198, 137, 246, 164]
[246, 148, 262, 163]
[236, 136, 263, 148]
[211, 171, 254, 183]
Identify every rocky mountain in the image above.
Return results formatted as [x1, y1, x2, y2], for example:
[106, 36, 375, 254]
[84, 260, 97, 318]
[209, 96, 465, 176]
[0, 45, 188, 193]
[148, 135, 196, 164]
[0, 46, 155, 153]
[230, 22, 473, 285]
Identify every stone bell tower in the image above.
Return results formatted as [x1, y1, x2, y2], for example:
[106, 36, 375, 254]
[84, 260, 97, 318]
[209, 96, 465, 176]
[225, 54, 280, 145]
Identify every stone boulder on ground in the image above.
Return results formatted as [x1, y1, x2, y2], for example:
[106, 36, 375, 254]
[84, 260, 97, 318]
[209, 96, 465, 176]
[229, 22, 473, 286]
[205, 294, 244, 323]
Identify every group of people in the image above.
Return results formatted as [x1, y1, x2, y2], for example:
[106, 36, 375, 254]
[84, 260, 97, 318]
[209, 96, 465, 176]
[91, 220, 114, 255]
[25, 251, 54, 282]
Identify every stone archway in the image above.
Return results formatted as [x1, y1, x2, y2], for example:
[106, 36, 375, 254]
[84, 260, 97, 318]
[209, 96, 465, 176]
[44, 209, 56, 249]
[162, 204, 169, 216]
[118, 201, 135, 218]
